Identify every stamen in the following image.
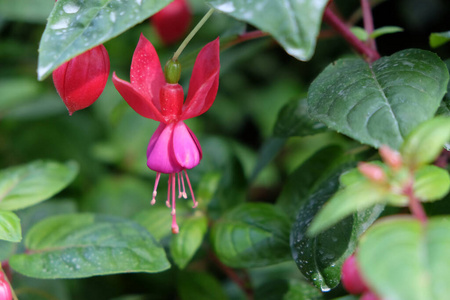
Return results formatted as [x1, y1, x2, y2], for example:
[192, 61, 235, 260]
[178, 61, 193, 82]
[166, 174, 171, 208]
[171, 174, 179, 234]
[180, 172, 187, 199]
[177, 173, 182, 198]
[184, 170, 198, 208]
[151, 172, 161, 205]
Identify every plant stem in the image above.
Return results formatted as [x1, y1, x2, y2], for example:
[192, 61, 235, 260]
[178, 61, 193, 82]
[348, 0, 387, 26]
[172, 8, 215, 61]
[360, 0, 377, 51]
[322, 6, 380, 62]
[221, 30, 269, 50]
[404, 181, 428, 224]
[209, 251, 254, 300]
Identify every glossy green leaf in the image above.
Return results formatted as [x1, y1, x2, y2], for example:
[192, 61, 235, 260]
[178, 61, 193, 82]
[170, 215, 208, 269]
[255, 279, 323, 300]
[401, 117, 450, 169]
[430, 31, 450, 48]
[133, 207, 173, 242]
[37, 0, 172, 80]
[10, 214, 170, 278]
[250, 137, 286, 182]
[0, 211, 21, 242]
[291, 164, 383, 291]
[358, 217, 450, 300]
[0, 0, 53, 23]
[436, 60, 450, 117]
[211, 203, 291, 268]
[414, 165, 450, 202]
[308, 49, 449, 150]
[177, 271, 228, 300]
[207, 0, 328, 61]
[350, 27, 368, 41]
[273, 98, 327, 138]
[370, 26, 403, 39]
[0, 160, 78, 211]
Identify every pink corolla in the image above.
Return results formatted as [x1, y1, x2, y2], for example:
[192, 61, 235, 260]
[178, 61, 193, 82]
[112, 34, 220, 233]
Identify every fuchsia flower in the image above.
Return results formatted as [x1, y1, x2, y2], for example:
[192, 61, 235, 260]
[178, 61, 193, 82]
[112, 34, 220, 233]
[0, 271, 12, 300]
[152, 0, 192, 46]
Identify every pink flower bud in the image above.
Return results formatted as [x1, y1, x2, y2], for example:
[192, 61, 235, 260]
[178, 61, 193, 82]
[357, 162, 386, 183]
[379, 145, 402, 170]
[341, 254, 369, 295]
[52, 45, 110, 115]
[360, 291, 381, 300]
[152, 0, 192, 45]
[0, 272, 12, 300]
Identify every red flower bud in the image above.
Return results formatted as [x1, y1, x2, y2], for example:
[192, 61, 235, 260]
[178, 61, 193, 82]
[152, 0, 192, 45]
[52, 45, 110, 115]
[0, 272, 12, 300]
[341, 254, 369, 295]
[357, 162, 386, 183]
[379, 145, 402, 170]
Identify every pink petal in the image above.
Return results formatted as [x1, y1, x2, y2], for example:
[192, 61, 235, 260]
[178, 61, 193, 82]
[181, 38, 220, 120]
[112, 72, 164, 122]
[147, 122, 183, 173]
[130, 34, 166, 112]
[173, 121, 202, 169]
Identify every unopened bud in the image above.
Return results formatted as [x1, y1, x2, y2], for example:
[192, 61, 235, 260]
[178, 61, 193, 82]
[360, 291, 381, 300]
[164, 60, 181, 84]
[358, 162, 386, 183]
[341, 254, 369, 295]
[379, 145, 402, 170]
[0, 272, 12, 300]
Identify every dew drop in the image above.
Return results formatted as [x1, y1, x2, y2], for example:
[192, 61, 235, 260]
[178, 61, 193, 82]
[63, 3, 80, 14]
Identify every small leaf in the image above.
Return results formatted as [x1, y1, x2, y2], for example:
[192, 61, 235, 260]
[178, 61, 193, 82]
[370, 26, 403, 39]
[207, 0, 329, 61]
[177, 271, 228, 300]
[273, 98, 327, 138]
[38, 0, 173, 80]
[401, 117, 450, 169]
[10, 213, 170, 278]
[0, 211, 21, 242]
[170, 215, 208, 269]
[350, 27, 368, 41]
[430, 31, 450, 48]
[308, 49, 449, 150]
[0, 160, 78, 211]
[211, 203, 291, 268]
[414, 165, 450, 201]
[358, 217, 450, 300]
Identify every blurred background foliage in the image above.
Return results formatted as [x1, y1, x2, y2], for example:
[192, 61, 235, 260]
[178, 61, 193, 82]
[0, 0, 450, 299]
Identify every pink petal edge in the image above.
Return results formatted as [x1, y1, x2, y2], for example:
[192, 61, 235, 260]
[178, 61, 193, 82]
[147, 122, 183, 173]
[172, 121, 202, 169]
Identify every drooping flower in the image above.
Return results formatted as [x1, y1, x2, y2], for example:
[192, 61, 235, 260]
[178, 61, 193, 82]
[152, 0, 192, 46]
[112, 34, 220, 233]
[0, 271, 12, 300]
[53, 45, 110, 115]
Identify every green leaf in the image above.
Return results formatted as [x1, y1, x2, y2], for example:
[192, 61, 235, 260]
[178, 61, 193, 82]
[414, 165, 450, 202]
[0, 211, 21, 242]
[401, 117, 450, 169]
[10, 213, 170, 278]
[430, 31, 450, 48]
[0, 160, 79, 211]
[37, 0, 173, 80]
[273, 98, 327, 138]
[358, 217, 450, 300]
[211, 203, 291, 268]
[250, 137, 286, 182]
[290, 163, 383, 291]
[308, 49, 449, 150]
[0, 0, 54, 23]
[350, 27, 368, 41]
[255, 279, 323, 300]
[170, 215, 208, 269]
[436, 60, 450, 117]
[177, 271, 228, 300]
[370, 26, 404, 39]
[207, 0, 329, 61]
[276, 145, 345, 220]
[133, 207, 173, 242]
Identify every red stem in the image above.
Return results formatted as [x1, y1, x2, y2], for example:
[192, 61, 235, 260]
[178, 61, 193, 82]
[209, 251, 254, 300]
[360, 0, 377, 51]
[322, 7, 380, 62]
[222, 30, 269, 50]
[404, 181, 427, 224]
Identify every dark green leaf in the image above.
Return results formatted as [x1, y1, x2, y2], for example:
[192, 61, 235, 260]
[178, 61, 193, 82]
[10, 213, 170, 278]
[358, 217, 450, 300]
[273, 98, 327, 138]
[255, 279, 323, 300]
[0, 211, 21, 242]
[211, 203, 291, 268]
[250, 137, 286, 182]
[133, 207, 173, 242]
[0, 160, 78, 211]
[430, 31, 450, 48]
[308, 49, 449, 150]
[436, 60, 450, 117]
[207, 0, 329, 61]
[414, 165, 450, 201]
[401, 117, 450, 169]
[170, 215, 208, 269]
[38, 0, 173, 80]
[290, 163, 383, 291]
[177, 271, 228, 300]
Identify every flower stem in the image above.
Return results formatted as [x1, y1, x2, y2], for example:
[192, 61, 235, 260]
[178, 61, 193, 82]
[404, 181, 428, 224]
[360, 0, 377, 51]
[172, 8, 215, 61]
[221, 30, 269, 50]
[322, 6, 380, 62]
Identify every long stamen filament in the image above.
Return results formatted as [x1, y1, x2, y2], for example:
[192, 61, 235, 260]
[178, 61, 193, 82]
[151, 172, 161, 205]
[177, 173, 182, 198]
[184, 170, 198, 208]
[166, 174, 171, 208]
[180, 172, 187, 199]
[171, 174, 179, 233]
